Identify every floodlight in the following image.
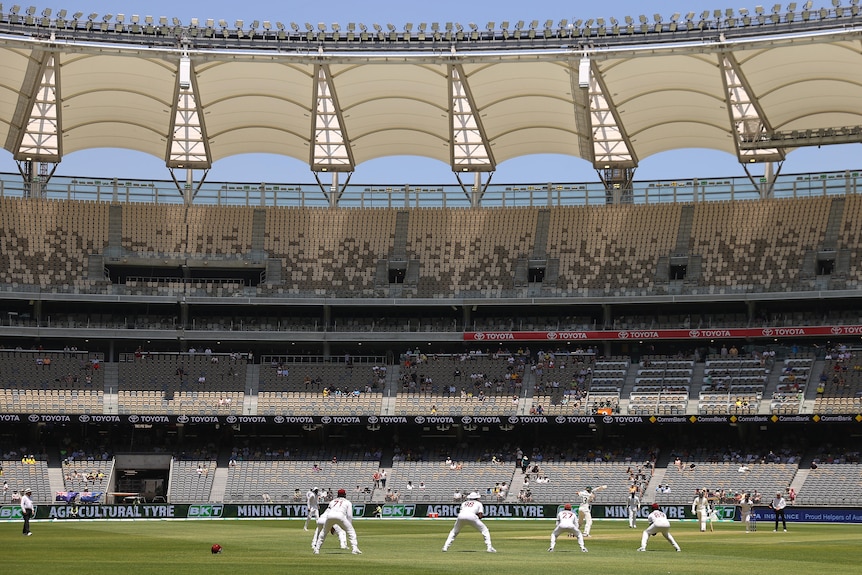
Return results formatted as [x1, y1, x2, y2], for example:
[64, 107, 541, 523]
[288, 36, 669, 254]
[359, 22, 367, 31]
[159, 16, 167, 25]
[787, 2, 797, 9]
[88, 12, 97, 20]
[625, 15, 633, 23]
[610, 17, 618, 25]
[10, 5, 21, 15]
[403, 23, 411, 30]
[26, 5, 35, 15]
[501, 20, 509, 29]
[304, 22, 312, 31]
[218, 19, 226, 27]
[318, 22, 326, 31]
[172, 17, 180, 26]
[41, 8, 51, 17]
[146, 15, 154, 24]
[263, 21, 271, 30]
[236, 20, 244, 29]
[290, 22, 299, 31]
[639, 14, 647, 23]
[373, 22, 381, 31]
[515, 20, 524, 29]
[331, 22, 338, 31]
[206, 19, 214, 27]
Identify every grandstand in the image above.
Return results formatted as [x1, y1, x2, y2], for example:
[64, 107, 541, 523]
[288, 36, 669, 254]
[0, 3, 861, 511]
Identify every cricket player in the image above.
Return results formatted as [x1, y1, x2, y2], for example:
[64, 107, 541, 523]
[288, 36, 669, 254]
[739, 494, 755, 533]
[304, 487, 320, 531]
[627, 492, 641, 528]
[548, 503, 588, 552]
[311, 508, 348, 550]
[692, 489, 711, 532]
[313, 489, 362, 555]
[442, 493, 496, 553]
[577, 485, 607, 537]
[638, 503, 681, 552]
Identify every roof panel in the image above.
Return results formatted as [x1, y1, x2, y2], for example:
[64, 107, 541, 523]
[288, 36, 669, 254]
[2, 13, 862, 173]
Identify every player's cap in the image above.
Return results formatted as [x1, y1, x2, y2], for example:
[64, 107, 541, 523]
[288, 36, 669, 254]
[467, 492, 481, 500]
[585, 486, 592, 492]
[312, 487, 319, 492]
[211, 544, 223, 554]
[563, 503, 572, 510]
[652, 503, 660, 509]
[25, 488, 32, 494]
[337, 488, 347, 497]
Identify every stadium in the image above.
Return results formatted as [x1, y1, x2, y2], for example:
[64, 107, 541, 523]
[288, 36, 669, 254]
[0, 0, 861, 539]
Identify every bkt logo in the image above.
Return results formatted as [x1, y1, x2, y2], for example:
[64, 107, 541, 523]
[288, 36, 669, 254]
[188, 505, 224, 518]
[383, 505, 416, 518]
[0, 506, 23, 519]
[353, 505, 365, 517]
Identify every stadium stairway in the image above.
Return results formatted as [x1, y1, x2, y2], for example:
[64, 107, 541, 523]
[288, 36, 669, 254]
[380, 368, 399, 415]
[48, 465, 66, 496]
[619, 363, 640, 414]
[102, 363, 119, 414]
[789, 467, 809, 501]
[210, 467, 228, 502]
[642, 467, 667, 504]
[238, 364, 260, 414]
[802, 358, 826, 410]
[687, 361, 707, 415]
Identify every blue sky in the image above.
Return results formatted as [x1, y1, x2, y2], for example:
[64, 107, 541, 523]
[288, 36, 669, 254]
[1, 1, 857, 184]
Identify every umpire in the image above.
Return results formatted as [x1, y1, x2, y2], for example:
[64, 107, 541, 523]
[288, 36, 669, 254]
[770, 492, 787, 532]
[21, 487, 35, 535]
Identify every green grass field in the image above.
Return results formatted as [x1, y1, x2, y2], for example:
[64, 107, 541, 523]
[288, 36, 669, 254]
[6, 519, 861, 575]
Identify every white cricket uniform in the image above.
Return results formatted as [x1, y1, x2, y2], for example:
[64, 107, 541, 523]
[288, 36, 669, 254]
[549, 508, 586, 551]
[739, 500, 754, 532]
[304, 489, 320, 531]
[692, 495, 710, 532]
[577, 486, 605, 536]
[311, 509, 347, 549]
[313, 497, 361, 554]
[442, 499, 495, 552]
[639, 509, 680, 551]
[627, 494, 641, 528]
